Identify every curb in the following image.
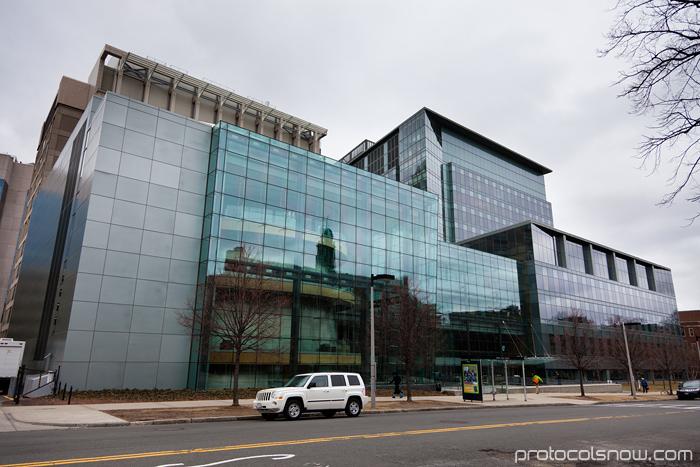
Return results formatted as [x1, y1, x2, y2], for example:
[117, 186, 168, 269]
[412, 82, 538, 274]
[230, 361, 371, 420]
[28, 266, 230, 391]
[5, 412, 129, 428]
[8, 398, 675, 429]
[593, 397, 677, 405]
[4, 402, 579, 428]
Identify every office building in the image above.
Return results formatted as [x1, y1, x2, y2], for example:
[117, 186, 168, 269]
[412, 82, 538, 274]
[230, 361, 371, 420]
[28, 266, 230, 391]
[6, 45, 681, 390]
[2, 78, 91, 338]
[0, 154, 33, 337]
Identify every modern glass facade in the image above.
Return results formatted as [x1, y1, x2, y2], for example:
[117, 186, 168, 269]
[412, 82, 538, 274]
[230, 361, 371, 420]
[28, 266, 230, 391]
[464, 223, 681, 365]
[10, 92, 680, 391]
[343, 109, 553, 243]
[193, 121, 530, 389]
[10, 93, 211, 390]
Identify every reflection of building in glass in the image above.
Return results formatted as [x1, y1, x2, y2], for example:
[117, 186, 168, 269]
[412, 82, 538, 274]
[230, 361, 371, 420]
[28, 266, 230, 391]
[6, 45, 681, 390]
[315, 226, 336, 274]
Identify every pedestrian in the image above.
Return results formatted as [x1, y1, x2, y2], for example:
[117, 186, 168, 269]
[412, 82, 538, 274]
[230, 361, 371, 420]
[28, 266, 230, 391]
[392, 372, 403, 398]
[641, 378, 648, 393]
[556, 372, 562, 385]
[532, 374, 543, 394]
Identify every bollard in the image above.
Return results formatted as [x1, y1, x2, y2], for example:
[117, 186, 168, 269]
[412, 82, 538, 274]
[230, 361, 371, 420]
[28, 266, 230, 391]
[68, 386, 73, 405]
[62, 383, 67, 400]
[14, 365, 25, 405]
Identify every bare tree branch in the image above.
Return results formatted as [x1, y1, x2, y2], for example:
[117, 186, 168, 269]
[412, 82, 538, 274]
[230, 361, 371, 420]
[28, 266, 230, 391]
[607, 315, 652, 393]
[177, 245, 290, 406]
[602, 0, 700, 221]
[555, 309, 599, 396]
[374, 278, 443, 402]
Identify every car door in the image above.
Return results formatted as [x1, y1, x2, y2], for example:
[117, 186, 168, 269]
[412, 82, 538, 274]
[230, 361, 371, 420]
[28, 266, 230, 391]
[306, 374, 330, 411]
[327, 374, 348, 409]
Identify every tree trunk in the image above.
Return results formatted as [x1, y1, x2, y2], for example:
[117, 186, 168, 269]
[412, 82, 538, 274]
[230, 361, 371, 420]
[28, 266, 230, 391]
[666, 373, 673, 396]
[405, 367, 412, 402]
[232, 350, 241, 406]
[579, 369, 585, 397]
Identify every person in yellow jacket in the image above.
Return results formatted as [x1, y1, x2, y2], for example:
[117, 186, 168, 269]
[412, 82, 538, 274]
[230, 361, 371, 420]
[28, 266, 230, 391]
[532, 375, 543, 394]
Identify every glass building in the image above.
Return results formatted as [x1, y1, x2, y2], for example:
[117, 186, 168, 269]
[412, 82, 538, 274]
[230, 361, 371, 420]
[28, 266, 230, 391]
[463, 222, 680, 377]
[341, 109, 554, 243]
[9, 92, 680, 390]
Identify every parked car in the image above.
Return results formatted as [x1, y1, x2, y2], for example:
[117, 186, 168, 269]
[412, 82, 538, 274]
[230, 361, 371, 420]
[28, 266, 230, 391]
[253, 372, 369, 420]
[676, 380, 700, 400]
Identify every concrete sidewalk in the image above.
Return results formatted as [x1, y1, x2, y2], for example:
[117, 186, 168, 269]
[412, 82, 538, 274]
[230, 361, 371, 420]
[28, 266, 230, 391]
[0, 391, 642, 432]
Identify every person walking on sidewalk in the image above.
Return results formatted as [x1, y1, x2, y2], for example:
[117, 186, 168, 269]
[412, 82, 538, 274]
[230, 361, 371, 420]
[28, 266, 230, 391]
[392, 373, 403, 398]
[532, 375, 543, 394]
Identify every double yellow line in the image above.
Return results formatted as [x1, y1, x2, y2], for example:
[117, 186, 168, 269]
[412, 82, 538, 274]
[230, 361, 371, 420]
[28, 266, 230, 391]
[1, 411, 688, 467]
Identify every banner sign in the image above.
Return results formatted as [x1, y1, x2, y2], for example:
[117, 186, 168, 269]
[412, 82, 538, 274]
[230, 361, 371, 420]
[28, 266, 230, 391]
[461, 360, 483, 402]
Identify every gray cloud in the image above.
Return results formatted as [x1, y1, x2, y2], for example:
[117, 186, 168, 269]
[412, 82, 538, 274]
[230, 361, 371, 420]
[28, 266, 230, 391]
[0, 0, 697, 309]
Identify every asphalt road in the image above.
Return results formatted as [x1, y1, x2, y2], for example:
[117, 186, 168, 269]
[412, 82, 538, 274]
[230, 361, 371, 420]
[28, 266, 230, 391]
[1, 400, 698, 467]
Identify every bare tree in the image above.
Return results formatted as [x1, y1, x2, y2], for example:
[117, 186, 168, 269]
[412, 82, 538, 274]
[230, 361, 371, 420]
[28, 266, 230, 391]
[650, 330, 684, 395]
[602, 0, 700, 219]
[374, 278, 442, 402]
[178, 245, 290, 406]
[608, 316, 651, 393]
[681, 343, 700, 379]
[555, 309, 599, 396]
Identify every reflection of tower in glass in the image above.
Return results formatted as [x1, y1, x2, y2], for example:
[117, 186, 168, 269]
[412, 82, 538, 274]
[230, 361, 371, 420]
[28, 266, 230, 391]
[224, 246, 245, 271]
[316, 226, 336, 274]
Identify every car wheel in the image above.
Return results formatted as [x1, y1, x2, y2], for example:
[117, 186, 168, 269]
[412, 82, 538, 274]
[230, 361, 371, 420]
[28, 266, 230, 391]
[284, 400, 302, 420]
[261, 413, 278, 421]
[345, 398, 362, 417]
[321, 410, 335, 418]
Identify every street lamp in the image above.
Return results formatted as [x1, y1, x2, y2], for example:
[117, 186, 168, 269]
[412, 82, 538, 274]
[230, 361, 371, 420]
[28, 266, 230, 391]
[370, 273, 395, 409]
[622, 321, 641, 400]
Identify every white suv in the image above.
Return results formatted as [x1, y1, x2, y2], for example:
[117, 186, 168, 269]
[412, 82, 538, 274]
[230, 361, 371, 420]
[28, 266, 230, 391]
[253, 372, 369, 420]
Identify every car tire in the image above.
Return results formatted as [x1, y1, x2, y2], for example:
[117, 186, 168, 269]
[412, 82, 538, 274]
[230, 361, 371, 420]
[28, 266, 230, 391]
[345, 398, 362, 417]
[284, 400, 303, 420]
[261, 413, 278, 421]
[321, 410, 335, 418]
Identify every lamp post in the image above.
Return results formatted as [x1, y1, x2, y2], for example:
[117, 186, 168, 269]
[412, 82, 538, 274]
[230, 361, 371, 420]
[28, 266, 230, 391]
[622, 321, 641, 400]
[370, 273, 395, 409]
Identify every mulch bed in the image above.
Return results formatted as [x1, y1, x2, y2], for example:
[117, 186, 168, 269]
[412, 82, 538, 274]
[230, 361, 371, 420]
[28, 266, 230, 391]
[3, 388, 448, 407]
[103, 399, 468, 422]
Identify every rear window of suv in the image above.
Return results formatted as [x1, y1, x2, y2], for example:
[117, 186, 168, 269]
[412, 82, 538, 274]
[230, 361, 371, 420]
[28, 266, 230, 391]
[331, 375, 346, 386]
[347, 374, 361, 386]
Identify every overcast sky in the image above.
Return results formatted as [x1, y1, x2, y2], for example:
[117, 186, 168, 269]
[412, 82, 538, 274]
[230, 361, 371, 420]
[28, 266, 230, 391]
[0, 0, 698, 311]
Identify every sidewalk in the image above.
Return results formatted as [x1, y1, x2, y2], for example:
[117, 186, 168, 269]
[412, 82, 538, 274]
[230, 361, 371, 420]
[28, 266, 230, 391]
[1, 391, 654, 432]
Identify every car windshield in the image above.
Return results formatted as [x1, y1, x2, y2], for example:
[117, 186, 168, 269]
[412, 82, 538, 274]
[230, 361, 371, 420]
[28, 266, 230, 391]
[682, 380, 700, 388]
[284, 374, 310, 387]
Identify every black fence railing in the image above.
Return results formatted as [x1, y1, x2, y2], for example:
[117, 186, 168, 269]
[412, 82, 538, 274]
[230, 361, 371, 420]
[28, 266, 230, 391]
[13, 365, 60, 405]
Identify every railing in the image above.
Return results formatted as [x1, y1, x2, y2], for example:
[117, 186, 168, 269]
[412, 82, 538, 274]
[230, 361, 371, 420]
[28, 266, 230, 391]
[13, 365, 60, 405]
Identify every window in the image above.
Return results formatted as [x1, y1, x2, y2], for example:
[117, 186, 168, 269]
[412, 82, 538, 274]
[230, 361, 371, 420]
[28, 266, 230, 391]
[690, 328, 695, 337]
[331, 375, 346, 387]
[347, 375, 361, 386]
[309, 375, 328, 388]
